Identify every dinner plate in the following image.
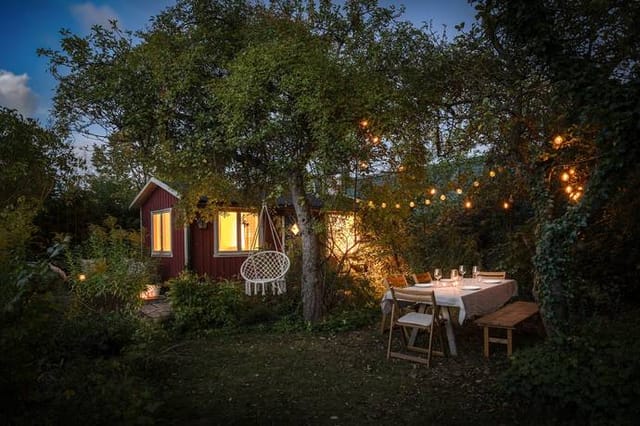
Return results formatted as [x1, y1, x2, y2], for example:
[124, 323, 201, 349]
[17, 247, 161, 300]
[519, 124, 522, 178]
[414, 283, 433, 288]
[482, 279, 502, 284]
[461, 285, 481, 290]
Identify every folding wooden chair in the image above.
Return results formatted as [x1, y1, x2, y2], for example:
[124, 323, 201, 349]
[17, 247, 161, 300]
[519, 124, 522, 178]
[477, 271, 507, 279]
[386, 287, 447, 366]
[411, 271, 432, 285]
[380, 274, 409, 333]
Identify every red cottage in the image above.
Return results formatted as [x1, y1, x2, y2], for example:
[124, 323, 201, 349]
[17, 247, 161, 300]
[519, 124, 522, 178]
[130, 177, 286, 282]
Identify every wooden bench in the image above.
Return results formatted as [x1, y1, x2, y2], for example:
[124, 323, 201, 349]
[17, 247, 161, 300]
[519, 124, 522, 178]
[475, 301, 539, 357]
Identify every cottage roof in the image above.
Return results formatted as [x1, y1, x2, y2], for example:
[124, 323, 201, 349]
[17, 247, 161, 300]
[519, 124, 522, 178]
[129, 177, 181, 209]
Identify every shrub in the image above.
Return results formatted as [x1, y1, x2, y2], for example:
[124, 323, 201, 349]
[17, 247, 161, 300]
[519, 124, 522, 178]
[168, 272, 249, 332]
[66, 217, 157, 313]
[498, 310, 640, 425]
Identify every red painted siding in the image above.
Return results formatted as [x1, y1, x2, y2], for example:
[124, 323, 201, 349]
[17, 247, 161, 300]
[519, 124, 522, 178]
[190, 222, 246, 280]
[140, 187, 185, 281]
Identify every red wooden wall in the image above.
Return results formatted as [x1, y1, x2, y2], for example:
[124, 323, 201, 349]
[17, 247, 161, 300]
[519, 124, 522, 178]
[140, 187, 186, 281]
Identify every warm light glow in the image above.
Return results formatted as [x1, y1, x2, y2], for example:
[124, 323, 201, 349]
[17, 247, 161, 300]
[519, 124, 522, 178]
[381, 202, 387, 208]
[565, 185, 573, 194]
[290, 223, 300, 235]
[327, 213, 358, 256]
[429, 188, 437, 195]
[397, 165, 405, 172]
[569, 168, 576, 175]
[553, 135, 564, 147]
[425, 199, 431, 205]
[440, 194, 446, 201]
[456, 188, 463, 194]
[571, 191, 582, 201]
[360, 119, 368, 128]
[473, 181, 480, 187]
[372, 136, 380, 144]
[218, 211, 259, 252]
[561, 172, 570, 182]
[395, 203, 401, 209]
[359, 161, 368, 169]
[489, 170, 496, 178]
[368, 200, 374, 208]
[503, 201, 510, 209]
[152, 210, 172, 254]
[464, 200, 472, 209]
[78, 274, 86, 281]
[409, 201, 415, 208]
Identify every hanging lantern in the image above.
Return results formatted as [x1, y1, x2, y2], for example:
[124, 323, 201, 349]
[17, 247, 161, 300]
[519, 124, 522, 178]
[290, 223, 300, 235]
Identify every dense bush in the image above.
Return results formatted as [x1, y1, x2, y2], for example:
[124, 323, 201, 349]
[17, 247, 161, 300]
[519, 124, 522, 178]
[499, 310, 640, 425]
[66, 217, 157, 313]
[0, 242, 166, 425]
[168, 272, 252, 332]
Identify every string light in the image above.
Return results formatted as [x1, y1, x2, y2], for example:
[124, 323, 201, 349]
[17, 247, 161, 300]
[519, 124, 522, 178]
[440, 194, 446, 201]
[429, 188, 437, 195]
[360, 119, 368, 128]
[502, 201, 510, 209]
[561, 172, 570, 182]
[78, 274, 86, 281]
[409, 201, 415, 208]
[464, 200, 472, 209]
[489, 170, 496, 178]
[425, 199, 431, 205]
[565, 185, 573, 194]
[456, 188, 463, 194]
[371, 136, 380, 144]
[473, 181, 480, 187]
[394, 203, 401, 209]
[381, 202, 387, 208]
[552, 135, 564, 148]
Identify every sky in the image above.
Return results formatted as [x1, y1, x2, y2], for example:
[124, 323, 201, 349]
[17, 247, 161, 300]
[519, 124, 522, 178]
[0, 0, 477, 127]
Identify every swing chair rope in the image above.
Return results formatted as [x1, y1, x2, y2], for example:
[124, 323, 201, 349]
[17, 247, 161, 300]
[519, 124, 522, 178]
[250, 202, 284, 253]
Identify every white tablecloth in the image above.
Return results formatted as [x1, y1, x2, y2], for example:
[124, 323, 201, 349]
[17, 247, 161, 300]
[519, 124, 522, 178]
[381, 278, 518, 324]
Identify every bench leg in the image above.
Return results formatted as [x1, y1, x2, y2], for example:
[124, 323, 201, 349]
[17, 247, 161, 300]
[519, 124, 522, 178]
[483, 326, 490, 357]
[507, 329, 513, 356]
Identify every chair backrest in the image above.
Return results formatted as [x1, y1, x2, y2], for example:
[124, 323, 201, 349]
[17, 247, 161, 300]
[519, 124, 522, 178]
[412, 272, 432, 285]
[240, 250, 290, 281]
[390, 287, 439, 317]
[477, 271, 506, 279]
[384, 274, 408, 289]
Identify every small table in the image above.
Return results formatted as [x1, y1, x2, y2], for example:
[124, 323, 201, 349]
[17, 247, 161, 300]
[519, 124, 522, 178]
[381, 278, 518, 356]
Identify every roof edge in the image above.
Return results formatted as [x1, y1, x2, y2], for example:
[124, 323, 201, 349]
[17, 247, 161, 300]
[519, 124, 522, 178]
[129, 177, 181, 209]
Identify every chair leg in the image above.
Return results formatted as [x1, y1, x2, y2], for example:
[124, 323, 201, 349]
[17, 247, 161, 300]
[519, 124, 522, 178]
[380, 313, 388, 334]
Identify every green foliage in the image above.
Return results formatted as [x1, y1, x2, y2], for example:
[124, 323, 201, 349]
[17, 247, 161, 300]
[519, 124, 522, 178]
[66, 217, 157, 313]
[499, 311, 640, 425]
[168, 272, 250, 332]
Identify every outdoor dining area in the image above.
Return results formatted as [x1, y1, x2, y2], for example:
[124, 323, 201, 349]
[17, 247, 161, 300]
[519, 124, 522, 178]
[379, 266, 539, 366]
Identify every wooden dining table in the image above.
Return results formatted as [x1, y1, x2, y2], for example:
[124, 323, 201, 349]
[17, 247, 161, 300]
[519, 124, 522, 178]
[380, 278, 518, 356]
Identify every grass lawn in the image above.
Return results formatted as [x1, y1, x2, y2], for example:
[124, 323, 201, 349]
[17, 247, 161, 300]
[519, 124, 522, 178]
[152, 320, 544, 425]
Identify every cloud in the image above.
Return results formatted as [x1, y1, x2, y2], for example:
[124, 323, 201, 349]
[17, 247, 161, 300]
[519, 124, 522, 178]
[70, 2, 120, 31]
[0, 70, 38, 117]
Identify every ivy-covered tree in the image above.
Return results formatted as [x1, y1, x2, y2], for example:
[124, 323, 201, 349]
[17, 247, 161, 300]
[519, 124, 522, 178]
[474, 0, 640, 335]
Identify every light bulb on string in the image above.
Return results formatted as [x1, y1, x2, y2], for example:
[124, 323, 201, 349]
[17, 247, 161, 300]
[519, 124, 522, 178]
[489, 170, 496, 178]
[429, 188, 437, 195]
[464, 200, 472, 209]
[440, 194, 446, 201]
[456, 188, 463, 194]
[409, 201, 415, 208]
[425, 199, 431, 206]
[381, 202, 387, 209]
[473, 181, 480, 188]
[394, 203, 401, 209]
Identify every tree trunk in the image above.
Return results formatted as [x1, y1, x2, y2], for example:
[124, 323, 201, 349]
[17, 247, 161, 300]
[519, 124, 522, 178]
[289, 173, 323, 322]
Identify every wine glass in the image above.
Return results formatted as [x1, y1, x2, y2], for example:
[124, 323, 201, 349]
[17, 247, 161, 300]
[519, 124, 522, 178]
[458, 265, 466, 281]
[472, 265, 479, 281]
[434, 268, 442, 285]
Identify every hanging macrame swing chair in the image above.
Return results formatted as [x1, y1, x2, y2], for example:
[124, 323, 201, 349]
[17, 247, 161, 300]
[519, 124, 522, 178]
[240, 203, 290, 296]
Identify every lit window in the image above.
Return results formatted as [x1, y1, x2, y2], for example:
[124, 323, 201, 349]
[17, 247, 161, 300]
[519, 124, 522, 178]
[217, 211, 259, 253]
[151, 209, 172, 256]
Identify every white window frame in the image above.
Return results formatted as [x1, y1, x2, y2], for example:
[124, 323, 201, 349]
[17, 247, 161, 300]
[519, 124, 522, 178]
[214, 210, 261, 256]
[150, 208, 172, 257]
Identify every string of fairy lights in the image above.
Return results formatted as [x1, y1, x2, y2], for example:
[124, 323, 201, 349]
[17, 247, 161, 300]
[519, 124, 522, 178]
[355, 120, 586, 211]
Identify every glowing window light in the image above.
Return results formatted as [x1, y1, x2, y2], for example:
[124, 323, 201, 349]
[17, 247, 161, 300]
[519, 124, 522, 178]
[440, 194, 446, 201]
[409, 201, 415, 208]
[456, 188, 463, 194]
[489, 170, 496, 178]
[381, 202, 387, 208]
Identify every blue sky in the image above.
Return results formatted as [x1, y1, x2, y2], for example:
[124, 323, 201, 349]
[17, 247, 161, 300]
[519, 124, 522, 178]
[0, 1, 476, 126]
